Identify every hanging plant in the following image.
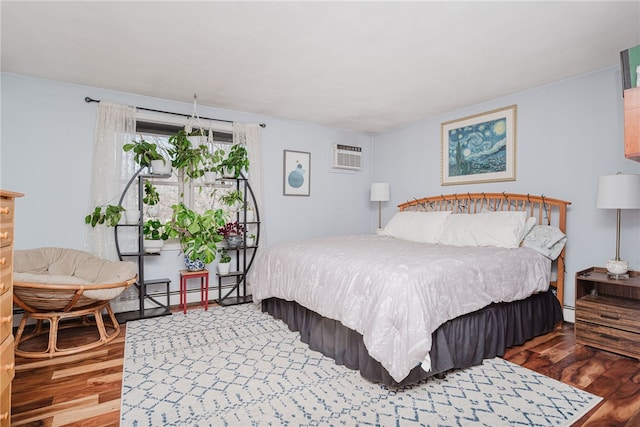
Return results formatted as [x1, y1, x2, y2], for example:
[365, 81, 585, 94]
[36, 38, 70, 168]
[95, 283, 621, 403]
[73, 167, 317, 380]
[167, 130, 206, 180]
[85, 204, 125, 227]
[220, 144, 249, 178]
[143, 181, 160, 206]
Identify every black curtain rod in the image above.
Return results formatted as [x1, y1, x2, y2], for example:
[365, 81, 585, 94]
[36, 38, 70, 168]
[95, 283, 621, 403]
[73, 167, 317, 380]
[84, 97, 266, 128]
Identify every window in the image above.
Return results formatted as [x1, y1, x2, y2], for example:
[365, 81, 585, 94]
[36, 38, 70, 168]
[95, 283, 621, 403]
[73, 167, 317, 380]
[133, 121, 236, 226]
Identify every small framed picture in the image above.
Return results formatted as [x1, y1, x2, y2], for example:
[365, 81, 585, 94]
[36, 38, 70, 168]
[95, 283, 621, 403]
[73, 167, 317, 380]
[283, 150, 310, 196]
[441, 105, 517, 186]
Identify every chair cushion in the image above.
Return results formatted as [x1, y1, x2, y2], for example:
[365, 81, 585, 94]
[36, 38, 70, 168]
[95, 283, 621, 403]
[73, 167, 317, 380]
[14, 247, 136, 301]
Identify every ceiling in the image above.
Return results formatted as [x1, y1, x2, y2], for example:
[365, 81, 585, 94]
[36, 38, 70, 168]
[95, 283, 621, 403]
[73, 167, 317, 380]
[2, 1, 639, 133]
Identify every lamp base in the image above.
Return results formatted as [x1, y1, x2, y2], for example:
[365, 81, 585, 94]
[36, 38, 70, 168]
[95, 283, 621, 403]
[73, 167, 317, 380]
[606, 259, 629, 275]
[607, 272, 630, 280]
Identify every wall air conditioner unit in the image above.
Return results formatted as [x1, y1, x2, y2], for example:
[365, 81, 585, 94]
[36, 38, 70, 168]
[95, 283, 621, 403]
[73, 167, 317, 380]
[332, 144, 362, 170]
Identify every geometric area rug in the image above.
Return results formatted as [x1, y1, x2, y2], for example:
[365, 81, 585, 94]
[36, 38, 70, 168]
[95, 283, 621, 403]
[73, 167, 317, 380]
[121, 304, 602, 427]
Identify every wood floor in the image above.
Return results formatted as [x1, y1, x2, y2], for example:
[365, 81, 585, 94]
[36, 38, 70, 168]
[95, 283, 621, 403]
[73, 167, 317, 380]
[10, 313, 640, 427]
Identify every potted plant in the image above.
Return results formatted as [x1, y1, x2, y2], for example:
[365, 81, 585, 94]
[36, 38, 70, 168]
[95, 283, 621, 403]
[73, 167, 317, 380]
[220, 190, 244, 212]
[142, 219, 169, 253]
[217, 221, 245, 248]
[217, 247, 232, 275]
[245, 233, 257, 247]
[219, 144, 249, 178]
[85, 204, 125, 227]
[167, 202, 226, 270]
[122, 138, 170, 173]
[143, 180, 160, 205]
[202, 147, 225, 184]
[186, 128, 208, 147]
[167, 130, 207, 180]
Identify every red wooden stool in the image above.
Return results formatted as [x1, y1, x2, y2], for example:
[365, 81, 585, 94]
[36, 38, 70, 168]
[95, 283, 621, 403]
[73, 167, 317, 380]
[179, 269, 209, 314]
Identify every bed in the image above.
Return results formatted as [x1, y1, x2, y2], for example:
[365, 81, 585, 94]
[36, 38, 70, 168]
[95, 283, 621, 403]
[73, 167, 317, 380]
[248, 193, 570, 387]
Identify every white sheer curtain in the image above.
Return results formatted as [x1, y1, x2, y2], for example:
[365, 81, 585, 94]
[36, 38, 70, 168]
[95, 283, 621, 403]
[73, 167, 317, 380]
[233, 123, 264, 242]
[84, 102, 136, 261]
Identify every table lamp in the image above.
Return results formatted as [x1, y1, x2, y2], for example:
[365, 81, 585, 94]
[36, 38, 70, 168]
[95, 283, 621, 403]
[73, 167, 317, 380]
[596, 173, 640, 278]
[370, 183, 390, 230]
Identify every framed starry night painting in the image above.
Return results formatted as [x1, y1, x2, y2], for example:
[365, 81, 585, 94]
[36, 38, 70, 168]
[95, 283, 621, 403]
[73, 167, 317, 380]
[441, 105, 517, 186]
[283, 150, 311, 196]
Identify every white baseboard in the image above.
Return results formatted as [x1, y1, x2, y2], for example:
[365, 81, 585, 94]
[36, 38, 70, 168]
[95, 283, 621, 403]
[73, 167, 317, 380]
[563, 306, 575, 323]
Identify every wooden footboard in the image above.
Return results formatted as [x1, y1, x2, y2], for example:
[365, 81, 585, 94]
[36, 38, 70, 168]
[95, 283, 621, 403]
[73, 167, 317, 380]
[398, 193, 571, 308]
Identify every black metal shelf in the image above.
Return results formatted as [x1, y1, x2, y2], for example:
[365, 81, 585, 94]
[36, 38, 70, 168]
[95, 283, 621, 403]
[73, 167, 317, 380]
[114, 168, 172, 322]
[214, 173, 259, 306]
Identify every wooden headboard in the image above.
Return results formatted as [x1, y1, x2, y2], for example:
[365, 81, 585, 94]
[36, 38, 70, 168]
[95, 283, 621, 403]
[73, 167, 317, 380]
[398, 193, 571, 307]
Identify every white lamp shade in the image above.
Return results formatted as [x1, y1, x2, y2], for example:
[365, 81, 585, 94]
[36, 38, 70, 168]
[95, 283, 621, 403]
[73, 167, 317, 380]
[370, 183, 390, 202]
[596, 174, 640, 209]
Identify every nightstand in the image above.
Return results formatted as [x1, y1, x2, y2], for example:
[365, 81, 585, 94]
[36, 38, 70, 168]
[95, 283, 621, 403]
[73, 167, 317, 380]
[575, 267, 640, 360]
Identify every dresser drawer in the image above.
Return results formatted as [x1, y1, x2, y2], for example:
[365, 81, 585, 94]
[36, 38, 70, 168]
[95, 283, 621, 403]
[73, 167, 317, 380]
[0, 291, 11, 343]
[576, 295, 640, 334]
[0, 335, 14, 393]
[0, 247, 11, 296]
[0, 224, 12, 250]
[0, 199, 14, 227]
[0, 199, 14, 251]
[576, 320, 640, 359]
[0, 381, 10, 427]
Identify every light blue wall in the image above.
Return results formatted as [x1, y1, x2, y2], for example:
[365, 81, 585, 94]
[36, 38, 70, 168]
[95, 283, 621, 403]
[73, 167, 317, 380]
[1, 72, 374, 307]
[373, 66, 640, 308]
[3, 67, 639, 310]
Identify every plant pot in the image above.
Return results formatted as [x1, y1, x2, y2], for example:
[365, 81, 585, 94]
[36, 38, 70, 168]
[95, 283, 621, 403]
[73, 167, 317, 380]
[204, 171, 217, 184]
[184, 256, 205, 272]
[187, 135, 207, 147]
[151, 159, 172, 175]
[217, 262, 231, 275]
[225, 235, 243, 248]
[245, 237, 255, 247]
[124, 210, 140, 225]
[144, 239, 164, 254]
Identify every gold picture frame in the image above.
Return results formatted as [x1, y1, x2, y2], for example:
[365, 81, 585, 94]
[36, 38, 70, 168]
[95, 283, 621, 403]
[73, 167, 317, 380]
[441, 105, 517, 186]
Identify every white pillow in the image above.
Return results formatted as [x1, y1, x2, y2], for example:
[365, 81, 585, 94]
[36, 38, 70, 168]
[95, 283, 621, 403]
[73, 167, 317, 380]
[382, 211, 452, 243]
[522, 225, 567, 260]
[436, 211, 528, 248]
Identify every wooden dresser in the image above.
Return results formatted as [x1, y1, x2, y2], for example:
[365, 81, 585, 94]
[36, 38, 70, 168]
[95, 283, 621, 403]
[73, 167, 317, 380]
[0, 190, 23, 427]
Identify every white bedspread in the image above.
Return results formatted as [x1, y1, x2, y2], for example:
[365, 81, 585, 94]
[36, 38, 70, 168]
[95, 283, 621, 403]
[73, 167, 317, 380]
[248, 234, 551, 382]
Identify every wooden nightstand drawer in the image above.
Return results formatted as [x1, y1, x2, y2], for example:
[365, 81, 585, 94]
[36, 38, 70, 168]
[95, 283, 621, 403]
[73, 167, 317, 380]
[576, 321, 640, 359]
[576, 294, 640, 334]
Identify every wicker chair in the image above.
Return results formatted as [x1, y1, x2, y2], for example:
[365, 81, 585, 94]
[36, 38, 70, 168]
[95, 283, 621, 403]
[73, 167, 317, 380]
[13, 247, 137, 358]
